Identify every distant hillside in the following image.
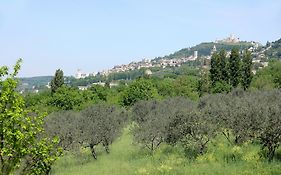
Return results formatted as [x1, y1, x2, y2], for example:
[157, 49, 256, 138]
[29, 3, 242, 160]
[265, 38, 281, 59]
[155, 41, 258, 60]
[18, 38, 281, 90]
[18, 76, 53, 91]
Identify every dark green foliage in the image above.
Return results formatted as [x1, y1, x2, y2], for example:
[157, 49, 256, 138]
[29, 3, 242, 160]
[218, 49, 229, 82]
[209, 49, 229, 91]
[229, 48, 241, 88]
[51, 69, 64, 93]
[89, 84, 108, 101]
[241, 50, 253, 90]
[209, 52, 220, 86]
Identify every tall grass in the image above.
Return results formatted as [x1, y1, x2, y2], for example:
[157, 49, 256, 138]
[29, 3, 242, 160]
[51, 127, 281, 175]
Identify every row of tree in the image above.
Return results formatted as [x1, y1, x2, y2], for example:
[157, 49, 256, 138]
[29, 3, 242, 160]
[131, 90, 281, 161]
[44, 104, 128, 159]
[206, 48, 253, 94]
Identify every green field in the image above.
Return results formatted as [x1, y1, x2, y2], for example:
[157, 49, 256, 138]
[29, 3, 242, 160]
[51, 127, 281, 175]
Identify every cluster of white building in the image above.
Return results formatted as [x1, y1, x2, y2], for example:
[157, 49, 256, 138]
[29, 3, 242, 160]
[74, 34, 271, 79]
[75, 69, 96, 79]
[96, 53, 198, 77]
[215, 34, 240, 43]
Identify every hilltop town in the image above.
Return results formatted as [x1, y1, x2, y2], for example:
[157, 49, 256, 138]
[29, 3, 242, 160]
[75, 34, 270, 79]
[18, 35, 280, 93]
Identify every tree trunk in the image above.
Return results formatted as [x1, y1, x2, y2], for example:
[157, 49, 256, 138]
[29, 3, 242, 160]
[103, 140, 110, 154]
[89, 144, 97, 159]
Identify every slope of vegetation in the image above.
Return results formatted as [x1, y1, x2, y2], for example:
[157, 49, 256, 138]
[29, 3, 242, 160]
[155, 41, 254, 60]
[265, 38, 281, 60]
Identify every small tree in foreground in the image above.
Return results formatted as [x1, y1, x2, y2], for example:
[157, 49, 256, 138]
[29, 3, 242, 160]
[0, 59, 61, 175]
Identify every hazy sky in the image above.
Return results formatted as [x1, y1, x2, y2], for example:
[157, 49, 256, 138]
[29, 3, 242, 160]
[1, 0, 280, 77]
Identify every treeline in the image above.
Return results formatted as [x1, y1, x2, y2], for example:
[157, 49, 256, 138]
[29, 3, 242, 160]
[24, 70, 200, 112]
[66, 64, 200, 87]
[198, 48, 253, 96]
[23, 50, 280, 112]
[157, 42, 253, 60]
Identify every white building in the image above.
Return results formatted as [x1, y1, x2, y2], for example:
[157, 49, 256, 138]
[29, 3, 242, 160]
[194, 51, 198, 59]
[75, 69, 88, 79]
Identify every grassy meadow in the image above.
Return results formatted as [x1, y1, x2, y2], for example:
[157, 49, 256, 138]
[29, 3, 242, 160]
[51, 126, 281, 175]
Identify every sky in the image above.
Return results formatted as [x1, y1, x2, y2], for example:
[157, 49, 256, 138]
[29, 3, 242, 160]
[0, 0, 280, 77]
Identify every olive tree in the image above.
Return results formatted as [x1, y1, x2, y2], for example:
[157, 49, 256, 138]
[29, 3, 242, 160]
[199, 90, 281, 161]
[132, 97, 197, 152]
[80, 104, 127, 159]
[132, 100, 169, 151]
[44, 111, 82, 151]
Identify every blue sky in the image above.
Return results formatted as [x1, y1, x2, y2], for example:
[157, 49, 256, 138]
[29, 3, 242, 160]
[1, 0, 280, 77]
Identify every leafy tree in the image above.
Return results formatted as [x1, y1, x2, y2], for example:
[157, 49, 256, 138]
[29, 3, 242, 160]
[173, 76, 199, 100]
[50, 69, 64, 93]
[0, 60, 61, 175]
[120, 78, 159, 106]
[155, 78, 175, 97]
[241, 50, 253, 90]
[49, 86, 83, 110]
[229, 48, 241, 88]
[209, 49, 230, 93]
[89, 84, 108, 101]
